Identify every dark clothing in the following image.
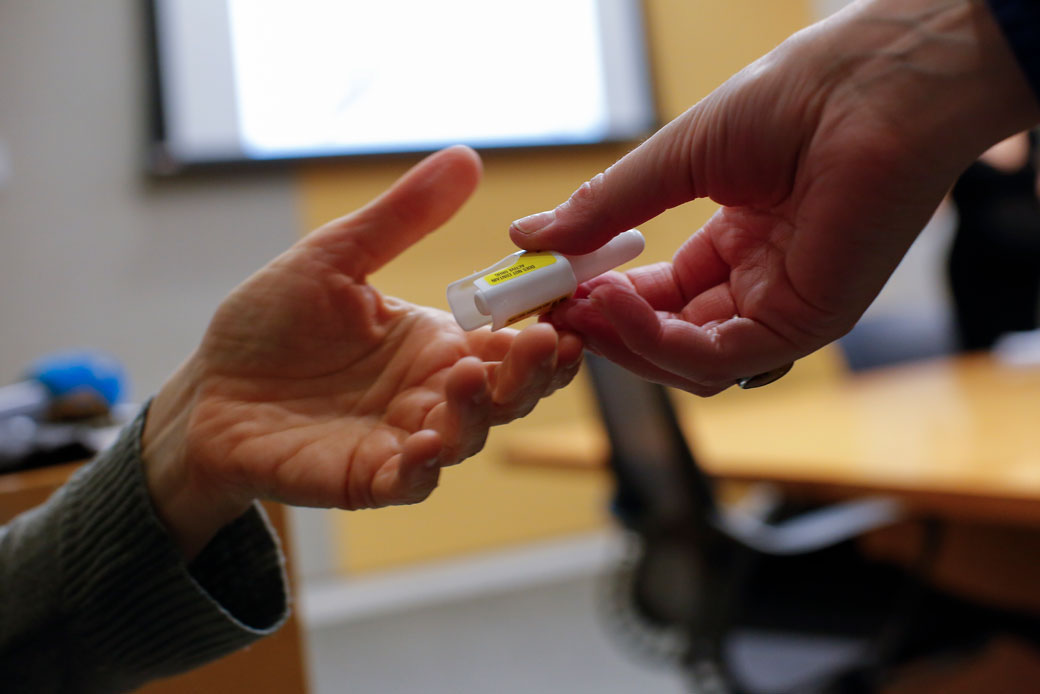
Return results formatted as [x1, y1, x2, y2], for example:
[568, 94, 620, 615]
[0, 405, 289, 693]
[949, 132, 1040, 350]
[987, 0, 1040, 100]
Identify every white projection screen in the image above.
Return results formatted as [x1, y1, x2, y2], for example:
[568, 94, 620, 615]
[146, 0, 657, 173]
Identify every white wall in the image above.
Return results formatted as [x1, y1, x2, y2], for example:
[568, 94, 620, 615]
[0, 1, 298, 399]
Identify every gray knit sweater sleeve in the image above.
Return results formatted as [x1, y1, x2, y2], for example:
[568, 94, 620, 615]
[0, 406, 290, 693]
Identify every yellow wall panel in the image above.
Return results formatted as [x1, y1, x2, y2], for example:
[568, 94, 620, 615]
[296, 0, 813, 573]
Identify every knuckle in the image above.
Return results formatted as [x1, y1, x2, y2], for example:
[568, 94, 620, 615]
[560, 172, 607, 218]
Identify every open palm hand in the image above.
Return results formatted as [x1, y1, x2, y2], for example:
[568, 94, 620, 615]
[143, 147, 581, 556]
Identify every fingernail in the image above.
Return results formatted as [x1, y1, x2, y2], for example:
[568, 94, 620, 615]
[510, 210, 555, 235]
[424, 457, 440, 469]
[587, 286, 609, 306]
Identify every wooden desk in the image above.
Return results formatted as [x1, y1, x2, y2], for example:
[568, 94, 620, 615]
[0, 462, 309, 694]
[502, 353, 1040, 526]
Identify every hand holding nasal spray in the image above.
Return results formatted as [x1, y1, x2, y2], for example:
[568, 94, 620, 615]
[447, 229, 645, 331]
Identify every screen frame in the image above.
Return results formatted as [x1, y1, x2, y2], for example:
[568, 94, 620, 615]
[143, 0, 660, 176]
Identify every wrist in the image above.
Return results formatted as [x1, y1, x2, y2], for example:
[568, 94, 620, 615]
[142, 356, 252, 561]
[814, 0, 1040, 174]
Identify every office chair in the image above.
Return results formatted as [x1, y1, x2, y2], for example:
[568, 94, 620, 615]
[584, 353, 1040, 693]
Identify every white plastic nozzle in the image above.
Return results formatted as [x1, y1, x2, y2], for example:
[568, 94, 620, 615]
[564, 229, 645, 282]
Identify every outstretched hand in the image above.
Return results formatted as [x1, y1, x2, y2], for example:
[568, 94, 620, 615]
[510, 0, 1039, 395]
[142, 146, 582, 557]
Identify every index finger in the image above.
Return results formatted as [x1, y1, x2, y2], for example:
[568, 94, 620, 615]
[508, 112, 702, 255]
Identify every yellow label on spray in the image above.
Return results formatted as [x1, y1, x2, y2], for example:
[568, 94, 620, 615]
[505, 295, 569, 326]
[483, 252, 556, 285]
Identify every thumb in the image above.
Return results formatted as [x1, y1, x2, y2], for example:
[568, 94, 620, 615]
[302, 144, 483, 279]
[509, 112, 703, 255]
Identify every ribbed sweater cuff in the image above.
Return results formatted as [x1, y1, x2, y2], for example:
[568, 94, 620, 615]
[986, 0, 1040, 101]
[58, 404, 289, 691]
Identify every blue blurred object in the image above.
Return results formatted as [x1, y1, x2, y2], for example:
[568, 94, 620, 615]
[0, 350, 130, 472]
[26, 350, 125, 409]
[0, 350, 127, 421]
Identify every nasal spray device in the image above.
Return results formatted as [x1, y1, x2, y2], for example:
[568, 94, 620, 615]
[447, 229, 645, 331]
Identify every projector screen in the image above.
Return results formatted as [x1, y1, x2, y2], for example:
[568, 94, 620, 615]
[147, 0, 656, 173]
